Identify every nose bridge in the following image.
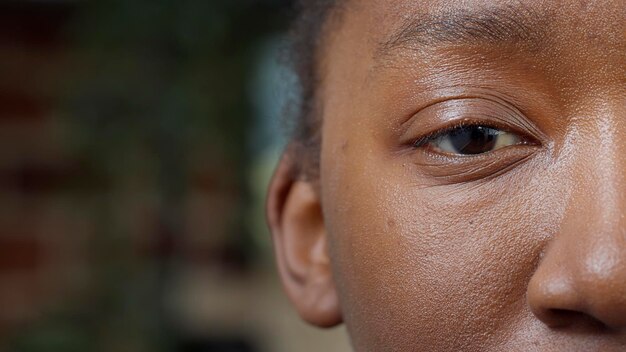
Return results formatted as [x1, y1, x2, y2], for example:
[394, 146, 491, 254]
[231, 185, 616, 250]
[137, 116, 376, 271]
[527, 105, 626, 330]
[568, 106, 626, 287]
[562, 103, 626, 241]
[582, 101, 626, 236]
[585, 119, 626, 234]
[561, 143, 626, 293]
[560, 150, 626, 329]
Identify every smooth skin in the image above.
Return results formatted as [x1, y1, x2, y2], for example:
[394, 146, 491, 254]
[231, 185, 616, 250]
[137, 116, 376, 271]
[267, 0, 626, 351]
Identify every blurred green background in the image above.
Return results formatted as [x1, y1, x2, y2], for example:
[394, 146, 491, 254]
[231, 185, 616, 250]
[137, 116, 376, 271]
[0, 1, 349, 351]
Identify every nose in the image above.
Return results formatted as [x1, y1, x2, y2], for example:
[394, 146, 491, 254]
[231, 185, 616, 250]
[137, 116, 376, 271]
[527, 235, 626, 330]
[527, 152, 626, 331]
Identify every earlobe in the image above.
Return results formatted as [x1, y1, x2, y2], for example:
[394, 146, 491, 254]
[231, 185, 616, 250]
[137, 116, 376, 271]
[266, 153, 342, 328]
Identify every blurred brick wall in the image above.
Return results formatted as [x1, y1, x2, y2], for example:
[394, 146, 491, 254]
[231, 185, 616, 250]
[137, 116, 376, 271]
[0, 2, 91, 336]
[0, 2, 354, 351]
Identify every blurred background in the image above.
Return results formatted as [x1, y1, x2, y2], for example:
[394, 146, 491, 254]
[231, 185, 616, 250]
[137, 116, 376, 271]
[0, 1, 350, 351]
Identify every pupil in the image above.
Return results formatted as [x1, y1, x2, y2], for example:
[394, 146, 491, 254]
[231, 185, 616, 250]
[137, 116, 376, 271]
[450, 126, 497, 154]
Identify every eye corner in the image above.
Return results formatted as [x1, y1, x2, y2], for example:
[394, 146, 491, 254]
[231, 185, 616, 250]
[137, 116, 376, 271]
[516, 132, 544, 151]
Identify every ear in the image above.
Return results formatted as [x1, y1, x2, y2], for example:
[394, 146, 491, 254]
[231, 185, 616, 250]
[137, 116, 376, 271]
[266, 152, 342, 328]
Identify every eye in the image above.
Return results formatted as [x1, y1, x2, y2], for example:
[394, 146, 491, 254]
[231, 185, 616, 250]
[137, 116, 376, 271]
[415, 125, 526, 155]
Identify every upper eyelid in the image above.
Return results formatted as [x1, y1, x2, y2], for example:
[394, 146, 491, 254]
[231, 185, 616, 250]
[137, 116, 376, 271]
[399, 96, 547, 148]
[400, 93, 529, 128]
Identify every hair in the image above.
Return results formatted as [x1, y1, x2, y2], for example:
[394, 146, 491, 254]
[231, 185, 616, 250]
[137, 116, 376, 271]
[286, 0, 340, 179]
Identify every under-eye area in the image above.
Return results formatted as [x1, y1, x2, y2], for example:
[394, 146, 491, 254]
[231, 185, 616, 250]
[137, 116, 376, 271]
[409, 141, 539, 183]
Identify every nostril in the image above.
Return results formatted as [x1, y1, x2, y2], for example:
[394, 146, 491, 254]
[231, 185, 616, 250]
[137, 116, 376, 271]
[546, 309, 607, 331]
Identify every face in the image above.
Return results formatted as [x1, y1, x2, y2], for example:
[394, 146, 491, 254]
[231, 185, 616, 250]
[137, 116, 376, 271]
[268, 0, 626, 351]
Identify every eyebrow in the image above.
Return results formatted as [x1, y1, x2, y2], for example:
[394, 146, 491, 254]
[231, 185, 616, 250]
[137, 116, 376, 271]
[377, 3, 548, 59]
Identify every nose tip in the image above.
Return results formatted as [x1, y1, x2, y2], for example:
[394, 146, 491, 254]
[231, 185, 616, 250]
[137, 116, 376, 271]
[527, 250, 626, 331]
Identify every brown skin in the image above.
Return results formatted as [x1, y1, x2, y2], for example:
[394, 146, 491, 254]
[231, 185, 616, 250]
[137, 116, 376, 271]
[267, 0, 626, 351]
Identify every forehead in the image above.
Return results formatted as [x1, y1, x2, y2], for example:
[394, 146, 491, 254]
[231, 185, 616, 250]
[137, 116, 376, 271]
[320, 0, 626, 119]
[333, 0, 626, 61]
[349, 0, 626, 28]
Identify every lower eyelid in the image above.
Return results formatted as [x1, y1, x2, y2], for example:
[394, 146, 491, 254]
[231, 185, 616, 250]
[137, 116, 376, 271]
[409, 144, 539, 183]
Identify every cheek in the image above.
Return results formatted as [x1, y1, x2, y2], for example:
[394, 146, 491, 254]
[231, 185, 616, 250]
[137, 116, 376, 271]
[321, 144, 571, 351]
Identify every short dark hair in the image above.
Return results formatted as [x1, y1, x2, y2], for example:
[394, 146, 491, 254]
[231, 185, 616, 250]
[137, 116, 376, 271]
[287, 0, 339, 179]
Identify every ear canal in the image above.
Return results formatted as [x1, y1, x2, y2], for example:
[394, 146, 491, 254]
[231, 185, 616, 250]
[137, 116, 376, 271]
[266, 154, 342, 328]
